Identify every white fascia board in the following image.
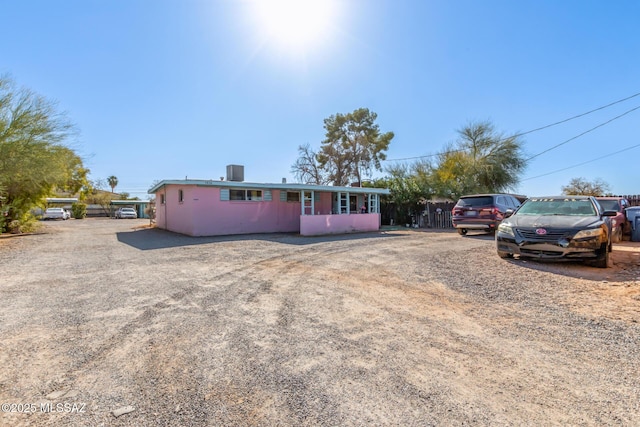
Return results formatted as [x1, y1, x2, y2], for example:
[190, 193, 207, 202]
[46, 198, 79, 203]
[148, 180, 389, 195]
[110, 200, 149, 205]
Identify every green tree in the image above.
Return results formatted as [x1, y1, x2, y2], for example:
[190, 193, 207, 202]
[561, 177, 611, 196]
[84, 190, 112, 216]
[376, 164, 431, 224]
[316, 108, 394, 186]
[118, 192, 133, 200]
[0, 183, 7, 233]
[431, 121, 526, 199]
[0, 75, 84, 231]
[107, 175, 118, 193]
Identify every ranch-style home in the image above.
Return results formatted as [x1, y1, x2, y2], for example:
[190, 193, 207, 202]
[148, 167, 389, 237]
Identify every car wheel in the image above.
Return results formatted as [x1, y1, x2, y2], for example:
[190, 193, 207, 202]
[591, 243, 610, 268]
[497, 250, 513, 259]
[457, 228, 467, 236]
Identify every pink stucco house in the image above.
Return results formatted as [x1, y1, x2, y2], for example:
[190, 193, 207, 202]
[148, 177, 390, 237]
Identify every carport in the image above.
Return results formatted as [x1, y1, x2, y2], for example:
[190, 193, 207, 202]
[109, 200, 150, 219]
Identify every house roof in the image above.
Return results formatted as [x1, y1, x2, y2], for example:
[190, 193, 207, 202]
[148, 180, 390, 195]
[109, 200, 149, 205]
[46, 197, 79, 203]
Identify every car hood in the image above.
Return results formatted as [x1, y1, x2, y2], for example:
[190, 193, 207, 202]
[505, 214, 602, 228]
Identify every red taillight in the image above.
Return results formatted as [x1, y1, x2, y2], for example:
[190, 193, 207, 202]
[480, 207, 502, 216]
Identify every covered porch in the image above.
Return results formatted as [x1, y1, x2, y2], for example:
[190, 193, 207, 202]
[296, 188, 384, 236]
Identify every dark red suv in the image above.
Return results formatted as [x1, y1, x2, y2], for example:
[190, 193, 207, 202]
[452, 194, 522, 235]
[595, 197, 630, 243]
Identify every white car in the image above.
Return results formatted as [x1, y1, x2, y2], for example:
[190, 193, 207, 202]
[116, 208, 137, 219]
[43, 208, 70, 220]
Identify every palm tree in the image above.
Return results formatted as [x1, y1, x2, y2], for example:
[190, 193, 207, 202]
[107, 176, 118, 193]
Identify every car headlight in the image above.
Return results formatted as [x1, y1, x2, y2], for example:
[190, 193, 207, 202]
[498, 223, 514, 236]
[573, 228, 603, 239]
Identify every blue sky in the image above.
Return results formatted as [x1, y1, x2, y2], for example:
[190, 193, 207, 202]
[2, 0, 639, 200]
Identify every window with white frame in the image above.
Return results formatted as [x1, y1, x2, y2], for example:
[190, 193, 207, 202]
[302, 191, 313, 215]
[368, 194, 379, 213]
[338, 192, 348, 214]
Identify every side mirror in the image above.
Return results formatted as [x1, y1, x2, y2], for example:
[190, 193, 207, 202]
[504, 209, 514, 218]
[602, 210, 617, 217]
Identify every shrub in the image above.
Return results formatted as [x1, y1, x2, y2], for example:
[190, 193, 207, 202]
[8, 220, 21, 234]
[71, 202, 87, 219]
[6, 212, 39, 234]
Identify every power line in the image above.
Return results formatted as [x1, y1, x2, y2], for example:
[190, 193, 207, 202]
[525, 105, 640, 161]
[385, 149, 463, 162]
[521, 143, 640, 181]
[384, 91, 640, 162]
[513, 91, 640, 138]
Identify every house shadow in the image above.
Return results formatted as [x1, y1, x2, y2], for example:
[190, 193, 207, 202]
[497, 250, 638, 283]
[430, 229, 637, 283]
[116, 227, 404, 251]
[460, 233, 496, 241]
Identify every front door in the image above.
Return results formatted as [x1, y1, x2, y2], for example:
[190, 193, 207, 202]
[350, 195, 357, 213]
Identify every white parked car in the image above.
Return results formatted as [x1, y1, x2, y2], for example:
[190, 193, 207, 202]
[115, 208, 137, 219]
[42, 207, 70, 220]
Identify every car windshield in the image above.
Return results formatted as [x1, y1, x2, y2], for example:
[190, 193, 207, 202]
[597, 200, 619, 211]
[46, 208, 62, 212]
[517, 198, 596, 216]
[457, 196, 493, 207]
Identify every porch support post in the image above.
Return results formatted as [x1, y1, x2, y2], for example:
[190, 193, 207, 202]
[311, 190, 315, 215]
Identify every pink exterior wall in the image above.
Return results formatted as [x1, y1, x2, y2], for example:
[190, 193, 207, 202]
[300, 213, 381, 236]
[154, 185, 339, 237]
[308, 192, 333, 215]
[191, 187, 301, 236]
[155, 185, 196, 236]
[320, 192, 332, 214]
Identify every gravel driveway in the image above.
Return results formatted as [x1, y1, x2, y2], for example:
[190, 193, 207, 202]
[1, 218, 639, 426]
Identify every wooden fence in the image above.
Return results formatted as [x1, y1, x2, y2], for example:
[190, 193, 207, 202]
[621, 195, 640, 207]
[423, 202, 455, 229]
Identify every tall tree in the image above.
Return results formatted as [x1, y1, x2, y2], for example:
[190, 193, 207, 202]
[561, 177, 611, 196]
[316, 108, 394, 186]
[431, 121, 526, 198]
[107, 175, 118, 193]
[0, 75, 84, 231]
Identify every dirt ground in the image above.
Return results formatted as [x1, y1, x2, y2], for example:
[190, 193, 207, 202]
[1, 219, 639, 426]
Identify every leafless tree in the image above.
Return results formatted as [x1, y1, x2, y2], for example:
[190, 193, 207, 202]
[290, 144, 327, 184]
